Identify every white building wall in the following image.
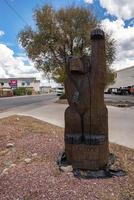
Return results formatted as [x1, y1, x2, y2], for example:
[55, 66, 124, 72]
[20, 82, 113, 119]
[0, 78, 40, 92]
[17, 79, 34, 88]
[32, 81, 40, 92]
[2, 82, 9, 87]
[111, 66, 134, 88]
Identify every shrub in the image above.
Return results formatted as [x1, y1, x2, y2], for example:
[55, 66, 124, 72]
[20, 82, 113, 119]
[26, 88, 32, 95]
[13, 87, 27, 96]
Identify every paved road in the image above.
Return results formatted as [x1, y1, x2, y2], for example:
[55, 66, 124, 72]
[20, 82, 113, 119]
[0, 94, 134, 112]
[0, 94, 57, 112]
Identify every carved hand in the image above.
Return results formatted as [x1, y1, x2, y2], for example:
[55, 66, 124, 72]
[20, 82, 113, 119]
[72, 91, 79, 104]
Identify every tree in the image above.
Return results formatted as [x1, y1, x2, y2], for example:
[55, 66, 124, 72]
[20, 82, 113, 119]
[18, 5, 116, 86]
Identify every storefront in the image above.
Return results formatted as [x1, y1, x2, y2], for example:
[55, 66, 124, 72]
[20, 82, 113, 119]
[0, 77, 40, 96]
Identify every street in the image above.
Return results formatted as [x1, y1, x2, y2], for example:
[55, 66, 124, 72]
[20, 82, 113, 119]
[0, 94, 57, 112]
[0, 94, 134, 148]
[0, 94, 134, 112]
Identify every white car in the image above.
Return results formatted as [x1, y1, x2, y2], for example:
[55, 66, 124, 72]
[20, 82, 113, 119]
[56, 86, 64, 96]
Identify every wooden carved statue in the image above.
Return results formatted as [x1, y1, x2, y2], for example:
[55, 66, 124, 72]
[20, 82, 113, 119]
[64, 28, 109, 170]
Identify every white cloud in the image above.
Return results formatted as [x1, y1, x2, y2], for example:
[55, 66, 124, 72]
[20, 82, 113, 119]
[84, 0, 134, 70]
[84, 0, 94, 3]
[0, 30, 5, 37]
[0, 43, 57, 86]
[101, 18, 134, 70]
[0, 43, 41, 79]
[100, 0, 134, 20]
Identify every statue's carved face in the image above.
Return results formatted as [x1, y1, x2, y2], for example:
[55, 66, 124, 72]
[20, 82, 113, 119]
[69, 56, 90, 74]
[69, 57, 84, 74]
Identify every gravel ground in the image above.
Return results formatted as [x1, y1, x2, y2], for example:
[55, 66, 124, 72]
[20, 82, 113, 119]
[0, 115, 134, 200]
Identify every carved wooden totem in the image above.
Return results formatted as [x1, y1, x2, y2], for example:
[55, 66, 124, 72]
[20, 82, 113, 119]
[64, 29, 109, 170]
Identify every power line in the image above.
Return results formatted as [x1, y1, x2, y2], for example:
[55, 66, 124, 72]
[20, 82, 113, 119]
[3, 0, 29, 26]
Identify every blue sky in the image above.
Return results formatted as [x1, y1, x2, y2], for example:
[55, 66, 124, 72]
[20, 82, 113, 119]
[0, 0, 105, 55]
[0, 0, 134, 85]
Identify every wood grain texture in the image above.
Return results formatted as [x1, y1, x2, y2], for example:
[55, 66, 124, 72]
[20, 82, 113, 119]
[64, 29, 109, 170]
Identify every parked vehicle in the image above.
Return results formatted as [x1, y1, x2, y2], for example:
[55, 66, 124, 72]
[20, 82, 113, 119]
[117, 86, 134, 95]
[127, 86, 132, 95]
[106, 85, 134, 95]
[56, 86, 64, 96]
[116, 87, 127, 95]
[130, 85, 134, 94]
[106, 88, 118, 94]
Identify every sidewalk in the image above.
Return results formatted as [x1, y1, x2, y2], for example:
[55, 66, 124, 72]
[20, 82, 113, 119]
[0, 103, 134, 149]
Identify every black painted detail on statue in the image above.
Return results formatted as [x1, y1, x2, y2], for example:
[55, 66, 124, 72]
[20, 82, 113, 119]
[84, 135, 105, 145]
[65, 134, 106, 145]
[65, 134, 82, 144]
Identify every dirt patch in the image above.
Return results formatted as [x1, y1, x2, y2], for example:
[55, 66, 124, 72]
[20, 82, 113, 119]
[106, 100, 134, 107]
[0, 115, 134, 200]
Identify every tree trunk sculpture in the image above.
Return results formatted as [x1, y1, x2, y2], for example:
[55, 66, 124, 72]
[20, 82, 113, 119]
[64, 29, 109, 170]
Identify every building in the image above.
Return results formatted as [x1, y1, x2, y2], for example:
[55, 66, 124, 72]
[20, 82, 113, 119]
[111, 66, 134, 88]
[0, 77, 40, 92]
[39, 86, 52, 93]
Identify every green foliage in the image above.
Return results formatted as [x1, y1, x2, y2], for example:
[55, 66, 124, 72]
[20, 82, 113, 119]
[19, 5, 116, 86]
[106, 68, 117, 88]
[52, 67, 66, 84]
[26, 88, 32, 95]
[13, 87, 26, 96]
[13, 87, 32, 96]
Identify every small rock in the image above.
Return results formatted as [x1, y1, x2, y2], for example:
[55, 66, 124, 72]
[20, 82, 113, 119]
[108, 164, 121, 171]
[24, 158, 32, 164]
[4, 160, 13, 166]
[6, 143, 14, 148]
[16, 117, 19, 121]
[109, 169, 126, 177]
[60, 165, 73, 172]
[1, 168, 8, 175]
[107, 153, 116, 167]
[9, 164, 16, 168]
[32, 153, 38, 157]
[88, 170, 106, 178]
[0, 149, 9, 156]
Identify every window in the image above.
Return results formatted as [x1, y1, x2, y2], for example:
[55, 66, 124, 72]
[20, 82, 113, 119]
[26, 81, 30, 86]
[22, 82, 25, 86]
